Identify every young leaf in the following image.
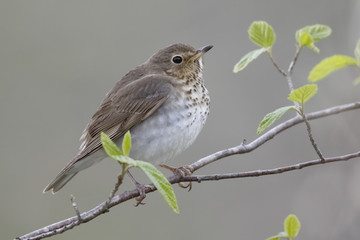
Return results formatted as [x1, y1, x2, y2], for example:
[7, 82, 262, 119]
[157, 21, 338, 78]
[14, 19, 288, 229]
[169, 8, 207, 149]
[296, 24, 331, 43]
[355, 39, 360, 64]
[266, 232, 289, 240]
[101, 132, 179, 214]
[101, 132, 138, 166]
[101, 132, 123, 157]
[102, 134, 137, 165]
[308, 55, 358, 82]
[296, 31, 317, 53]
[265, 237, 280, 240]
[284, 214, 301, 238]
[137, 161, 179, 214]
[257, 106, 294, 135]
[122, 131, 131, 156]
[248, 21, 276, 48]
[297, 32, 313, 47]
[233, 48, 267, 73]
[296, 24, 331, 53]
[308, 43, 320, 54]
[288, 84, 318, 104]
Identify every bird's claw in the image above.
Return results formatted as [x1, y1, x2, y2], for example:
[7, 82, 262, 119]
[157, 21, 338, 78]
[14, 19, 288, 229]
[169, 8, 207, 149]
[134, 183, 152, 206]
[160, 164, 194, 191]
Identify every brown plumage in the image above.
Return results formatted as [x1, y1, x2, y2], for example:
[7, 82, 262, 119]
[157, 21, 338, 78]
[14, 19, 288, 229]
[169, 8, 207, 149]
[43, 43, 212, 193]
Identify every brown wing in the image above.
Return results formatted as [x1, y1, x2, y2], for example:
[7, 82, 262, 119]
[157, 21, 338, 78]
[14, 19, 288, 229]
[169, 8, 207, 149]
[74, 74, 174, 165]
[43, 74, 175, 193]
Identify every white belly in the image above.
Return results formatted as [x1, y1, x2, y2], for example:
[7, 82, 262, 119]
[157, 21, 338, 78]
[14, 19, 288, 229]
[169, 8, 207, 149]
[118, 90, 209, 165]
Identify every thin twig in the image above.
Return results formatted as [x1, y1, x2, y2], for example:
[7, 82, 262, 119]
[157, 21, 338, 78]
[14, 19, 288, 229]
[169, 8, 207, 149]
[191, 102, 360, 171]
[15, 101, 360, 240]
[266, 51, 287, 77]
[109, 164, 127, 200]
[184, 151, 360, 182]
[102, 172, 124, 212]
[70, 195, 82, 223]
[266, 49, 297, 92]
[288, 45, 302, 75]
[286, 76, 295, 93]
[101, 164, 127, 212]
[285, 45, 302, 93]
[300, 111, 326, 162]
[268, 45, 324, 161]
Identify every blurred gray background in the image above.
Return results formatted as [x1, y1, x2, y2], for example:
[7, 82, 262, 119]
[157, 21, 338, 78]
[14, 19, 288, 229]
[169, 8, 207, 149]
[1, 1, 360, 239]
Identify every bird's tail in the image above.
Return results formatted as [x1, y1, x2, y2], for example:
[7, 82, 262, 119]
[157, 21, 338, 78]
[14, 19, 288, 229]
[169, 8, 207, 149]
[43, 171, 79, 194]
[43, 149, 106, 194]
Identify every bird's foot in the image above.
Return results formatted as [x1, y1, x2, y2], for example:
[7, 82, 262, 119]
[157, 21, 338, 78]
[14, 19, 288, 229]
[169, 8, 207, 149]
[160, 164, 194, 191]
[127, 171, 152, 206]
[134, 182, 153, 206]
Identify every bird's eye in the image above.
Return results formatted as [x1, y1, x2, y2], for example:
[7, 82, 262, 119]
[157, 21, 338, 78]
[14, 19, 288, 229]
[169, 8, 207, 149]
[172, 56, 183, 64]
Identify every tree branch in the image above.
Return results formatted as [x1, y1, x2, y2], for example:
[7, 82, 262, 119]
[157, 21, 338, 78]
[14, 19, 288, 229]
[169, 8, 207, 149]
[266, 51, 288, 78]
[15, 101, 360, 240]
[184, 151, 360, 182]
[300, 111, 326, 162]
[287, 45, 302, 76]
[266, 45, 327, 163]
[190, 101, 360, 171]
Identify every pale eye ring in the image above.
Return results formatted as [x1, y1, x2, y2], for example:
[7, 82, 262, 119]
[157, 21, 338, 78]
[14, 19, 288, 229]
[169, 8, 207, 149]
[172, 56, 183, 64]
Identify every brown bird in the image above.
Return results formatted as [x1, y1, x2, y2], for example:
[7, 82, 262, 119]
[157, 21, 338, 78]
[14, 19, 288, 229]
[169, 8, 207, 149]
[43, 43, 213, 193]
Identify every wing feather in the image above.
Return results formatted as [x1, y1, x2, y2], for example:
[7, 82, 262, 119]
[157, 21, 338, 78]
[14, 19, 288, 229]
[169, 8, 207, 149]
[76, 74, 174, 162]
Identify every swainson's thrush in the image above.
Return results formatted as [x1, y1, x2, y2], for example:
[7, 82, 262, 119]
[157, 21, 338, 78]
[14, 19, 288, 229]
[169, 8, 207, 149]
[44, 43, 213, 193]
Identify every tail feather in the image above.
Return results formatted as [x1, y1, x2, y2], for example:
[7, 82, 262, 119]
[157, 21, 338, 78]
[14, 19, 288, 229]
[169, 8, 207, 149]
[43, 172, 78, 194]
[43, 149, 106, 194]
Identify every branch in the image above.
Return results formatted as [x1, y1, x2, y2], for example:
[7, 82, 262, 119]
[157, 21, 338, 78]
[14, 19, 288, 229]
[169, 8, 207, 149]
[190, 101, 360, 171]
[266, 51, 288, 78]
[300, 111, 326, 162]
[266, 46, 327, 162]
[288, 46, 302, 75]
[185, 151, 360, 182]
[15, 101, 360, 240]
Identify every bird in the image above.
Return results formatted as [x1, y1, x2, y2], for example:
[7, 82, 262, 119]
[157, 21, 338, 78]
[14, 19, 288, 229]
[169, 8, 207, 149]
[43, 43, 213, 194]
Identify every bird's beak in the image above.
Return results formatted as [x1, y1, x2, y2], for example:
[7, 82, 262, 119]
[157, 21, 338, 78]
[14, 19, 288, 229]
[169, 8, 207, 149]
[198, 45, 213, 54]
[189, 45, 213, 61]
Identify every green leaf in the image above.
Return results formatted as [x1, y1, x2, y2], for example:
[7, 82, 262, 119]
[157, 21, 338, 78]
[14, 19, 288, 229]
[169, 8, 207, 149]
[297, 32, 313, 46]
[296, 24, 331, 43]
[257, 106, 294, 135]
[296, 31, 320, 53]
[296, 30, 317, 53]
[248, 21, 276, 48]
[101, 132, 179, 214]
[288, 84, 318, 104]
[137, 161, 179, 214]
[308, 55, 358, 82]
[122, 131, 131, 156]
[354, 39, 360, 64]
[284, 214, 301, 238]
[233, 48, 267, 73]
[265, 236, 280, 240]
[296, 24, 331, 53]
[101, 132, 138, 166]
[101, 132, 137, 165]
[353, 76, 360, 85]
[266, 232, 289, 240]
[307, 42, 320, 54]
[101, 132, 123, 157]
[307, 24, 332, 42]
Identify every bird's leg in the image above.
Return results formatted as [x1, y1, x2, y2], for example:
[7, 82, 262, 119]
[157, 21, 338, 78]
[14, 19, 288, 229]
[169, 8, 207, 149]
[159, 164, 194, 191]
[127, 170, 152, 206]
